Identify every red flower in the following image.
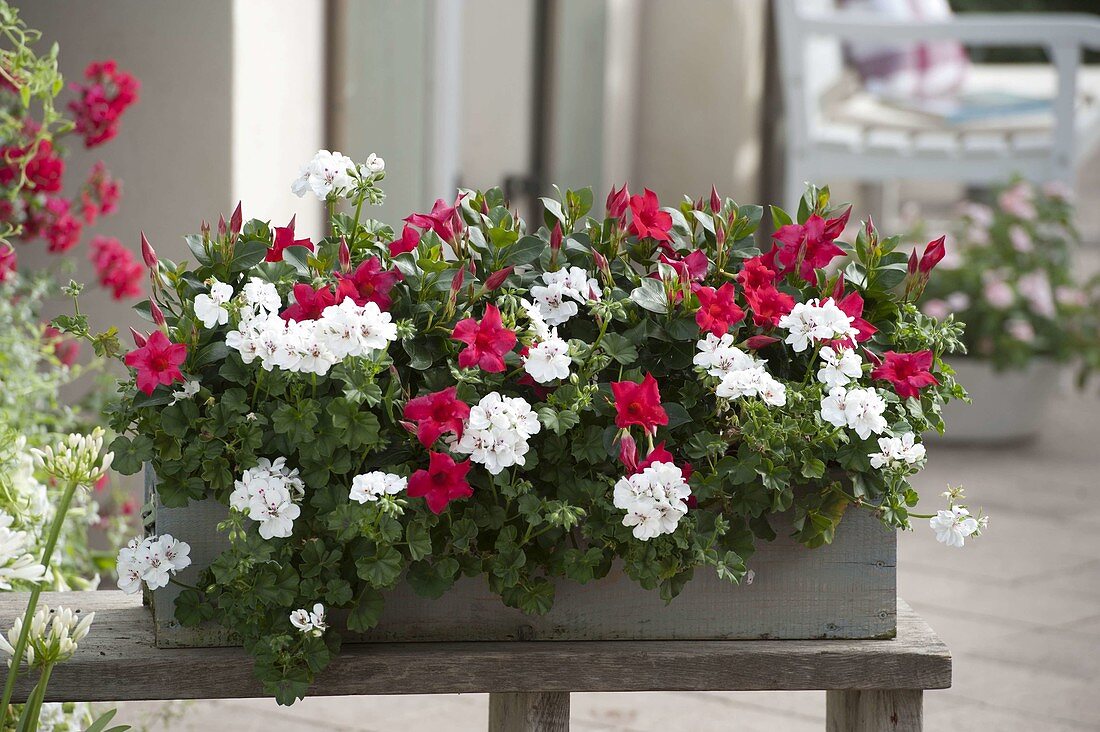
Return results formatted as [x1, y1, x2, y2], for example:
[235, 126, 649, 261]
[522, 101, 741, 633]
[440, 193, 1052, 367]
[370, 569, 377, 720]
[619, 435, 693, 483]
[403, 387, 471, 447]
[281, 283, 336, 322]
[736, 256, 776, 292]
[659, 250, 709, 282]
[43, 325, 80, 366]
[693, 282, 745, 337]
[68, 60, 140, 148]
[451, 304, 517, 373]
[407, 452, 473, 514]
[334, 256, 403, 310]
[743, 285, 795, 328]
[768, 209, 850, 283]
[833, 289, 877, 344]
[78, 162, 121, 225]
[89, 236, 142, 300]
[0, 140, 64, 193]
[606, 183, 629, 219]
[265, 215, 314, 262]
[41, 198, 83, 253]
[123, 330, 187, 395]
[388, 224, 421, 257]
[405, 195, 465, 244]
[0, 245, 15, 284]
[628, 189, 672, 242]
[871, 350, 939, 399]
[611, 373, 669, 433]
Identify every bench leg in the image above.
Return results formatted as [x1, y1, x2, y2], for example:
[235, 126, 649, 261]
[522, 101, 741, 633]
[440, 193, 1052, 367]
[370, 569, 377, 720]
[488, 691, 570, 732]
[826, 689, 923, 731]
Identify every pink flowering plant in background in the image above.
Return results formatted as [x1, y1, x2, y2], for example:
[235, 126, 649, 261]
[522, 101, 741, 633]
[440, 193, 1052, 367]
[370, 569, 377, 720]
[920, 178, 1100, 374]
[64, 151, 981, 704]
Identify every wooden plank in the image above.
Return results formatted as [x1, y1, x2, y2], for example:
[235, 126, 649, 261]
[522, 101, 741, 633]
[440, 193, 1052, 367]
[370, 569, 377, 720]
[488, 692, 570, 732]
[151, 491, 896, 646]
[0, 593, 950, 703]
[826, 689, 923, 731]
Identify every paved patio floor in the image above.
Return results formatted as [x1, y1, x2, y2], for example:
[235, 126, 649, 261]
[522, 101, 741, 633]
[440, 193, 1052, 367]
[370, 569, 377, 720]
[115, 392, 1100, 731]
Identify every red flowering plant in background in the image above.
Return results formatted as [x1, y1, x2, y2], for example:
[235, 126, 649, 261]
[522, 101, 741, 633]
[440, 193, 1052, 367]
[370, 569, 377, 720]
[1, 51, 139, 300]
[68, 152, 974, 705]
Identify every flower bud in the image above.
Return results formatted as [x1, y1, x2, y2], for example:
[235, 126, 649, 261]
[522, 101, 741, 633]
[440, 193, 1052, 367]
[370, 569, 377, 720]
[149, 299, 166, 327]
[484, 266, 514, 291]
[710, 185, 721, 214]
[338, 237, 351, 273]
[217, 215, 227, 239]
[129, 327, 147, 347]
[605, 184, 629, 219]
[450, 266, 465, 295]
[919, 235, 947, 274]
[229, 201, 243, 237]
[744, 335, 779, 350]
[140, 231, 158, 269]
[550, 221, 563, 254]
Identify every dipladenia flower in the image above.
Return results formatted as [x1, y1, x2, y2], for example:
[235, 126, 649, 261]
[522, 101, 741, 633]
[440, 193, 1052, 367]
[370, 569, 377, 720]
[388, 224, 421, 257]
[281, 283, 336, 322]
[123, 331, 187, 395]
[451, 304, 517, 373]
[403, 387, 471, 447]
[407, 452, 473, 514]
[693, 282, 745, 337]
[611, 373, 668, 433]
[871, 351, 939, 399]
[627, 188, 672, 242]
[767, 209, 849, 283]
[335, 256, 403, 310]
[265, 215, 314, 262]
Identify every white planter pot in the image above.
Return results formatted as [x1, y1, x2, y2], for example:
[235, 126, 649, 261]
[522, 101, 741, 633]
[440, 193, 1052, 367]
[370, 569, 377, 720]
[931, 359, 1062, 445]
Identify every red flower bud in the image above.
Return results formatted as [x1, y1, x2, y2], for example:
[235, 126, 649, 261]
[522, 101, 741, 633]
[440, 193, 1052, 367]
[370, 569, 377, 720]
[229, 201, 243, 237]
[149, 299, 166, 327]
[710, 185, 721, 213]
[129, 327, 147, 347]
[200, 219, 210, 238]
[745, 335, 780, 350]
[484, 266, 514, 291]
[907, 249, 918, 276]
[550, 221, 563, 253]
[450, 266, 466, 295]
[605, 183, 629, 219]
[217, 214, 227, 239]
[140, 231, 158, 269]
[618, 432, 639, 475]
[338, 236, 351, 273]
[593, 250, 609, 271]
[919, 235, 946, 274]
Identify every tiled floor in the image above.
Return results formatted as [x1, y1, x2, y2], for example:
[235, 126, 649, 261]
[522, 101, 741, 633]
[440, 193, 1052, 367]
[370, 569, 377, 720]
[116, 392, 1100, 731]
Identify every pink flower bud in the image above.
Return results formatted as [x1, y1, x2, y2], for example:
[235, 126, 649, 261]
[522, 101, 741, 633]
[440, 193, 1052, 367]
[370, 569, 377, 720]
[229, 201, 243, 237]
[593, 250, 609, 271]
[919, 235, 946, 274]
[217, 214, 227, 239]
[907, 249, 918, 277]
[745, 335, 779, 350]
[618, 432, 638, 474]
[710, 185, 721, 213]
[484, 266, 514, 291]
[140, 231, 158, 269]
[450, 266, 465, 295]
[338, 237, 351, 273]
[150, 299, 166, 327]
[550, 221, 563, 253]
[130, 327, 147, 347]
[605, 184, 629, 219]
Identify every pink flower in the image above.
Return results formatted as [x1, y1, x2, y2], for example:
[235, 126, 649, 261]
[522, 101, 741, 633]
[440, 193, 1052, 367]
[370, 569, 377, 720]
[611, 373, 669, 433]
[871, 350, 939, 400]
[743, 285, 795, 328]
[767, 209, 849, 283]
[403, 386, 471, 447]
[628, 189, 672, 242]
[693, 282, 745, 337]
[0, 139, 64, 193]
[450, 304, 517, 373]
[89, 236, 143, 300]
[832, 282, 877, 344]
[606, 183, 630, 219]
[406, 195, 465, 244]
[334, 256, 403, 310]
[736, 257, 777, 292]
[123, 330, 187, 395]
[388, 224, 421, 257]
[659, 250, 709, 282]
[265, 215, 314, 262]
[67, 60, 140, 148]
[407, 452, 473, 514]
[41, 198, 83, 253]
[281, 283, 336, 322]
[43, 325, 80, 366]
[998, 183, 1036, 221]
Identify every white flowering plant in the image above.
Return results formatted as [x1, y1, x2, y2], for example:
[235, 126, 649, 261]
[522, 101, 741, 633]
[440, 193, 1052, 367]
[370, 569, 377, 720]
[920, 179, 1100, 374]
[70, 152, 979, 704]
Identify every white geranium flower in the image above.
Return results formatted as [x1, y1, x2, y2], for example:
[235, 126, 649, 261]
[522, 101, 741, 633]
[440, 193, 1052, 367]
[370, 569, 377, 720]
[242, 278, 282, 315]
[531, 282, 579, 326]
[520, 298, 552, 341]
[778, 298, 858, 353]
[819, 386, 888, 439]
[292, 149, 357, 200]
[350, 472, 406, 503]
[453, 393, 541, 475]
[613, 461, 691, 541]
[249, 484, 300, 540]
[289, 603, 328, 637]
[352, 301, 398, 351]
[817, 346, 862, 389]
[929, 506, 979, 548]
[869, 432, 926, 470]
[171, 380, 200, 404]
[820, 387, 850, 429]
[544, 266, 602, 302]
[523, 332, 571, 384]
[363, 153, 385, 173]
[194, 279, 234, 329]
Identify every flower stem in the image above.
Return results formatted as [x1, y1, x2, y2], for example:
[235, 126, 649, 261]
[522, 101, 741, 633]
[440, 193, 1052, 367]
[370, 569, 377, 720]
[0, 477, 81, 723]
[169, 577, 201, 592]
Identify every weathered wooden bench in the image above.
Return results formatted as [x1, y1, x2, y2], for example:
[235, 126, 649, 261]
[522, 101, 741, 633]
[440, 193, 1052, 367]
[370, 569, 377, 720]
[0, 592, 951, 731]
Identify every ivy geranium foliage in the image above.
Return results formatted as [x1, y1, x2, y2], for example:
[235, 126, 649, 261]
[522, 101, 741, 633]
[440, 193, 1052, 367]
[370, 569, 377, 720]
[79, 152, 976, 704]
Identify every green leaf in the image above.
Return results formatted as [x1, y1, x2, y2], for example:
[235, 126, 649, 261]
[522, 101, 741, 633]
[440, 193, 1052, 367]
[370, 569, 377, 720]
[629, 278, 668, 314]
[504, 235, 546, 266]
[355, 544, 405, 588]
[405, 521, 433, 561]
[254, 564, 299, 607]
[513, 578, 555, 615]
[109, 435, 153, 475]
[229, 239, 269, 272]
[537, 407, 580, 436]
[600, 332, 638, 365]
[184, 234, 212, 267]
[450, 518, 479, 552]
[173, 588, 214, 627]
[405, 558, 459, 599]
[160, 400, 200, 439]
[346, 587, 385, 632]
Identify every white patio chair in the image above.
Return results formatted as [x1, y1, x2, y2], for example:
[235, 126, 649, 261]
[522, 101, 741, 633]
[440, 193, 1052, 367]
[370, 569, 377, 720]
[774, 0, 1100, 211]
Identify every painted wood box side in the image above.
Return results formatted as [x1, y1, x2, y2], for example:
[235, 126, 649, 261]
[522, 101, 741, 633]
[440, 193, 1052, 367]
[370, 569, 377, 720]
[146, 468, 897, 648]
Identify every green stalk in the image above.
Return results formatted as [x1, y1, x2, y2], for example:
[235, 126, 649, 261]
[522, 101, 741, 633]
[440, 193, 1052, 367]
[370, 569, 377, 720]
[15, 664, 51, 732]
[0, 477, 81, 723]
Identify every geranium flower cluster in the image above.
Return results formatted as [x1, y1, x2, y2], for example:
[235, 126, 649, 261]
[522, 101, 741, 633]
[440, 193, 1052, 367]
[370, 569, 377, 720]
[67, 60, 140, 148]
[115, 534, 191, 594]
[613, 461, 692, 540]
[451, 392, 541, 476]
[289, 603, 328, 637]
[694, 334, 786, 407]
[229, 459, 305, 540]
